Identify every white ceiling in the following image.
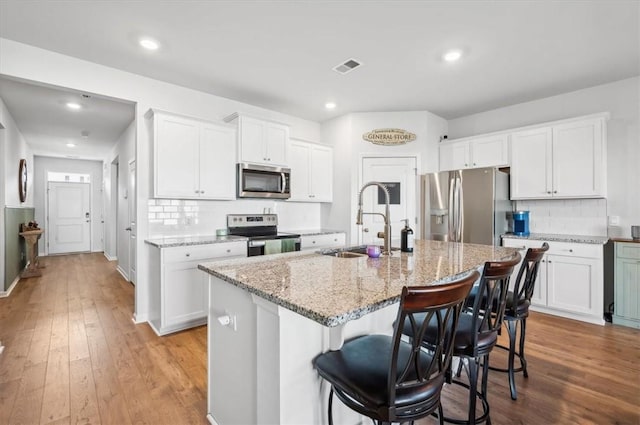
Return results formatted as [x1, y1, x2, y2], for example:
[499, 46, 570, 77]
[0, 1, 638, 158]
[0, 77, 134, 160]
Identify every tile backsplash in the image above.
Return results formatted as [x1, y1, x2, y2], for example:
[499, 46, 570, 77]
[514, 199, 607, 236]
[146, 199, 321, 238]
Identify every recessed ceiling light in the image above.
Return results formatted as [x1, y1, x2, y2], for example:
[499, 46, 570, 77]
[325, 102, 336, 110]
[66, 102, 82, 110]
[66, 143, 76, 148]
[443, 50, 463, 62]
[139, 38, 160, 51]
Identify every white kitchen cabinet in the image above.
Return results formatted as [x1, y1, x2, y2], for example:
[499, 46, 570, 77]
[502, 238, 604, 325]
[510, 117, 606, 199]
[439, 133, 509, 171]
[613, 242, 640, 328]
[289, 140, 333, 202]
[148, 241, 246, 335]
[300, 233, 346, 251]
[224, 113, 289, 166]
[149, 109, 236, 200]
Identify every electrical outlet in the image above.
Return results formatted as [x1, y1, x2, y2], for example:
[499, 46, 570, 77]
[608, 215, 620, 226]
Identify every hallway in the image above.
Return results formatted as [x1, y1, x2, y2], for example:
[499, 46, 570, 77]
[0, 253, 208, 424]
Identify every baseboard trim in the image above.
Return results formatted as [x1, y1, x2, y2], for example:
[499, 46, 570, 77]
[103, 253, 117, 261]
[116, 266, 129, 281]
[0, 274, 22, 298]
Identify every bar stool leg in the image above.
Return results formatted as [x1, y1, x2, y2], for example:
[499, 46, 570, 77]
[520, 318, 528, 378]
[506, 319, 518, 400]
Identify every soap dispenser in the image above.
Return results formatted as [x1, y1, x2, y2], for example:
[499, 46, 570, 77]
[400, 219, 414, 253]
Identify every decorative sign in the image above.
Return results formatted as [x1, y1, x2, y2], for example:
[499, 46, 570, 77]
[362, 128, 416, 146]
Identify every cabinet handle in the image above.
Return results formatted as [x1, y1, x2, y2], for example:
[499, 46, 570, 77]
[309, 194, 315, 198]
[334, 238, 337, 242]
[201, 190, 205, 194]
[185, 253, 191, 257]
[312, 241, 316, 244]
[553, 190, 558, 194]
[473, 163, 476, 166]
[226, 249, 231, 253]
[547, 191, 552, 194]
[464, 163, 468, 167]
[547, 260, 552, 263]
[267, 158, 271, 161]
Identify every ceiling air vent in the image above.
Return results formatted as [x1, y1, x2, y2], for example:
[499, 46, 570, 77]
[333, 58, 362, 75]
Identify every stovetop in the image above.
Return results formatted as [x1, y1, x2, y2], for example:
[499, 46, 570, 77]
[227, 214, 300, 240]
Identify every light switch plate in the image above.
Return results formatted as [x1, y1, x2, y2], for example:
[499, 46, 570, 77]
[608, 215, 620, 226]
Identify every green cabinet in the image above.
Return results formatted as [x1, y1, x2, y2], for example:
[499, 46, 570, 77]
[613, 242, 640, 328]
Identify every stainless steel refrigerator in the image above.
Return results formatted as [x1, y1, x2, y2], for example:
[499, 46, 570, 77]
[420, 167, 512, 246]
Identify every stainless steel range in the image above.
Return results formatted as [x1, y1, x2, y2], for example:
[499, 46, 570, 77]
[227, 214, 301, 257]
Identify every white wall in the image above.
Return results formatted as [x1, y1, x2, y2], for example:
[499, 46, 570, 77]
[33, 156, 103, 254]
[0, 38, 322, 323]
[448, 77, 640, 238]
[320, 111, 448, 244]
[0, 96, 33, 290]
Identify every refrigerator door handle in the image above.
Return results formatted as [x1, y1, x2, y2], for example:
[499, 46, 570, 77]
[448, 173, 455, 241]
[457, 175, 464, 242]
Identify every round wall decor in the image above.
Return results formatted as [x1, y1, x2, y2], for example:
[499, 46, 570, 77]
[19, 159, 27, 203]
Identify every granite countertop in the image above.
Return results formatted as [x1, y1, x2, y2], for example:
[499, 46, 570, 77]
[502, 233, 609, 245]
[609, 238, 640, 244]
[199, 240, 519, 327]
[283, 229, 346, 236]
[145, 234, 247, 248]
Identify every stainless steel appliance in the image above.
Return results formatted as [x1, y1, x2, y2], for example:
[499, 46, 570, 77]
[420, 167, 512, 246]
[237, 163, 291, 199]
[227, 214, 301, 256]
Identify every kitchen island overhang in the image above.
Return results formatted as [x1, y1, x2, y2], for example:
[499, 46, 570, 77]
[199, 240, 519, 425]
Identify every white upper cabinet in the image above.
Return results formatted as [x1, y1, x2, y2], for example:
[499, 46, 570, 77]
[439, 134, 509, 171]
[511, 117, 606, 199]
[225, 113, 289, 166]
[149, 109, 236, 200]
[289, 139, 333, 202]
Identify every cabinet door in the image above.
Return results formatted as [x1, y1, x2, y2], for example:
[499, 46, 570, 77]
[289, 141, 311, 201]
[439, 141, 469, 171]
[531, 259, 548, 307]
[265, 122, 289, 166]
[155, 114, 199, 198]
[546, 254, 599, 315]
[239, 116, 266, 164]
[510, 127, 553, 199]
[199, 124, 236, 199]
[310, 145, 333, 202]
[502, 238, 546, 306]
[163, 260, 207, 327]
[470, 134, 509, 168]
[552, 119, 605, 198]
[615, 258, 640, 321]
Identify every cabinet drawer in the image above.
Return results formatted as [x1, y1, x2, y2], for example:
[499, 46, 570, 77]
[617, 243, 640, 260]
[502, 238, 601, 258]
[163, 242, 246, 263]
[301, 233, 346, 250]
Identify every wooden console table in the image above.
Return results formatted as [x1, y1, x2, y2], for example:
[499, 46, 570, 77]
[19, 229, 44, 278]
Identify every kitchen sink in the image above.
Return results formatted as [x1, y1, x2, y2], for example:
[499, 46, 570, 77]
[330, 251, 367, 258]
[320, 245, 400, 258]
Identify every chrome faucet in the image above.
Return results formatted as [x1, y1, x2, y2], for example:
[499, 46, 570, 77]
[356, 181, 391, 255]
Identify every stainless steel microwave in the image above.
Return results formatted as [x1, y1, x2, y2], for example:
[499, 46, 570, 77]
[237, 163, 291, 199]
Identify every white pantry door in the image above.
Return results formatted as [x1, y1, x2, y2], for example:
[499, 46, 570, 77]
[48, 182, 91, 254]
[360, 157, 417, 246]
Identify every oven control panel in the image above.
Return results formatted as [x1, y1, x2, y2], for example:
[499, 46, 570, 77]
[227, 214, 278, 228]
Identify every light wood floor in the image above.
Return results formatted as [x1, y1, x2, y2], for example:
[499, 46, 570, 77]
[0, 253, 638, 424]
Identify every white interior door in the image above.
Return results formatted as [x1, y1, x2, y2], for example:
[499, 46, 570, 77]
[128, 160, 136, 285]
[360, 157, 417, 246]
[48, 182, 91, 254]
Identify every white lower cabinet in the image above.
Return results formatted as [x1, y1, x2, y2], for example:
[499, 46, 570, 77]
[149, 241, 246, 335]
[300, 233, 346, 251]
[502, 238, 604, 325]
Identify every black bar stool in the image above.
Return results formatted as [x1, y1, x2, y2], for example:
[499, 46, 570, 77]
[313, 270, 479, 425]
[404, 253, 521, 425]
[489, 243, 549, 400]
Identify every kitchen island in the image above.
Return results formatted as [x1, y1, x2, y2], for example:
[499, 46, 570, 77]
[199, 239, 518, 425]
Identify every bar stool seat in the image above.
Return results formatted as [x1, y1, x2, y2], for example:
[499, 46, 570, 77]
[314, 271, 479, 425]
